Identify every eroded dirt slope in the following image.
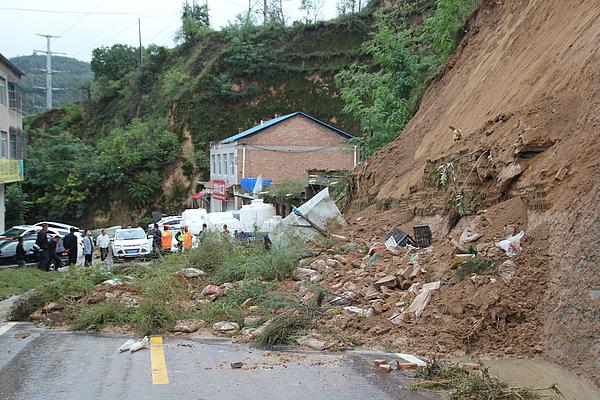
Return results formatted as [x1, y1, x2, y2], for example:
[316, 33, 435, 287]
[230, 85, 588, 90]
[349, 0, 600, 386]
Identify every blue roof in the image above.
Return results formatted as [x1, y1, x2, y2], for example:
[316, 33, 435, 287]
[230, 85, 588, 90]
[220, 112, 354, 144]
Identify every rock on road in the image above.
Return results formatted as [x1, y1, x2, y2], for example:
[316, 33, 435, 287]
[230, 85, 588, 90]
[0, 323, 438, 400]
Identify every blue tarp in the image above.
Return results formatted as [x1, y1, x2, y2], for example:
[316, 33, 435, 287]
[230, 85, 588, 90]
[241, 178, 272, 192]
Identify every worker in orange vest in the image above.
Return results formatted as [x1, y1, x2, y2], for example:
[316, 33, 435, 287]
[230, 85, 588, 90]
[183, 227, 193, 251]
[161, 226, 173, 251]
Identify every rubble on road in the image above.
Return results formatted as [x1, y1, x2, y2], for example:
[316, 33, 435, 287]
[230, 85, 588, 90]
[213, 321, 240, 334]
[13, 332, 30, 339]
[171, 319, 205, 333]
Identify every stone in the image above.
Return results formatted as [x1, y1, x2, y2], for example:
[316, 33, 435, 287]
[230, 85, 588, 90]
[326, 259, 342, 268]
[176, 268, 205, 278]
[459, 362, 481, 371]
[212, 321, 240, 334]
[43, 302, 62, 312]
[342, 281, 357, 292]
[292, 267, 319, 281]
[351, 259, 362, 268]
[364, 286, 382, 301]
[171, 319, 205, 333]
[201, 284, 219, 296]
[333, 255, 348, 265]
[397, 362, 419, 370]
[13, 332, 30, 339]
[310, 259, 327, 270]
[497, 162, 523, 194]
[330, 291, 359, 306]
[399, 281, 413, 291]
[373, 275, 398, 290]
[230, 361, 244, 369]
[296, 337, 328, 350]
[372, 359, 387, 366]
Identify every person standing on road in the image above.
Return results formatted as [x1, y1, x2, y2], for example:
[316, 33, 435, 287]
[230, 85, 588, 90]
[48, 235, 62, 271]
[35, 223, 50, 271]
[82, 230, 94, 267]
[16, 236, 26, 267]
[174, 227, 185, 253]
[152, 223, 162, 253]
[161, 226, 173, 252]
[97, 229, 110, 261]
[63, 227, 78, 266]
[183, 227, 193, 251]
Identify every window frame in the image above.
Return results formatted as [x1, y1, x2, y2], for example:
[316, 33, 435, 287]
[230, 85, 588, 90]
[0, 77, 6, 106]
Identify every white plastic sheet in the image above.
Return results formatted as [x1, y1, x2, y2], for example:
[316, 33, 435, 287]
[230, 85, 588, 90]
[496, 231, 524, 257]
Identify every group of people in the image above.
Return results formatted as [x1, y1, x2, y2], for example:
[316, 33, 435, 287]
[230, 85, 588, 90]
[151, 223, 206, 253]
[32, 223, 105, 271]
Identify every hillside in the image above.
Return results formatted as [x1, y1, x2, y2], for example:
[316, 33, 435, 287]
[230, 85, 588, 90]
[346, 0, 600, 386]
[11, 55, 92, 114]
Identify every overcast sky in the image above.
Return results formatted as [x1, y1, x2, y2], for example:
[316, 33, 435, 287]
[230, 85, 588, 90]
[1, 0, 340, 62]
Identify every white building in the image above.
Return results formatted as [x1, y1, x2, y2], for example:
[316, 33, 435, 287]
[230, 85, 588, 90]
[0, 53, 25, 232]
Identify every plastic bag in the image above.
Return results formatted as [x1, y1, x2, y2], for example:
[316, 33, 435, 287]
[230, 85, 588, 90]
[130, 336, 149, 353]
[496, 231, 524, 257]
[118, 339, 136, 353]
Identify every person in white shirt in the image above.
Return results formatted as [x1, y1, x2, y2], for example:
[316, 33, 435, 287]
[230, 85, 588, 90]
[97, 229, 110, 261]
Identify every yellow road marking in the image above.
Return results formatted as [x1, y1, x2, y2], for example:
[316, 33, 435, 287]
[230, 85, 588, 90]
[0, 322, 17, 336]
[150, 336, 169, 385]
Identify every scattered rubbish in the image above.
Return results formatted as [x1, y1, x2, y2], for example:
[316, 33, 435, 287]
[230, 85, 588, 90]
[212, 321, 240, 334]
[330, 291, 359, 306]
[497, 260, 517, 283]
[384, 228, 416, 248]
[13, 332, 30, 339]
[496, 231, 524, 257]
[343, 306, 374, 317]
[367, 252, 381, 267]
[378, 364, 392, 373]
[230, 362, 244, 369]
[451, 254, 475, 268]
[385, 236, 398, 251]
[368, 244, 386, 255]
[176, 268, 205, 278]
[270, 188, 346, 245]
[402, 282, 441, 319]
[118, 339, 136, 352]
[102, 278, 122, 286]
[130, 336, 149, 353]
[413, 224, 432, 248]
[296, 337, 328, 350]
[339, 242, 358, 252]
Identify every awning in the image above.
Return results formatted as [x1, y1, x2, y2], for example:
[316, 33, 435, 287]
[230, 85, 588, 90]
[191, 190, 209, 199]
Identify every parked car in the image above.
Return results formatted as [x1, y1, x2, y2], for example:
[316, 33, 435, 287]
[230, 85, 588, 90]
[148, 216, 182, 232]
[34, 221, 80, 236]
[0, 225, 63, 247]
[0, 235, 68, 267]
[111, 227, 153, 261]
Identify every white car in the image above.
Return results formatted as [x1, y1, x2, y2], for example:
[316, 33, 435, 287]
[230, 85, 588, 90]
[111, 227, 153, 261]
[34, 221, 84, 259]
[148, 216, 182, 232]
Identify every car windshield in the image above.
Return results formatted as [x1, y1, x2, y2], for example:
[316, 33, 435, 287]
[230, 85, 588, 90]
[1, 228, 27, 237]
[115, 230, 145, 240]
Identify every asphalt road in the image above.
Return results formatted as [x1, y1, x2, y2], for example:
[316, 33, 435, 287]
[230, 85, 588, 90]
[0, 323, 439, 400]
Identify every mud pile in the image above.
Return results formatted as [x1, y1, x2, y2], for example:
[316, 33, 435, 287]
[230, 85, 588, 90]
[344, 0, 600, 386]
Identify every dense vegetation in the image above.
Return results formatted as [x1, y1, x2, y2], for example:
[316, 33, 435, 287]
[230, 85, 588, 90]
[14, 0, 479, 227]
[10, 55, 93, 115]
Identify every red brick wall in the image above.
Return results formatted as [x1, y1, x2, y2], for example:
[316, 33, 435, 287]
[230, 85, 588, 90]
[236, 115, 355, 184]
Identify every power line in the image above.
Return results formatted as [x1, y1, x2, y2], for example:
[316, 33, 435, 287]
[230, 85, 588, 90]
[0, 6, 177, 18]
[52, 0, 111, 44]
[71, 21, 139, 57]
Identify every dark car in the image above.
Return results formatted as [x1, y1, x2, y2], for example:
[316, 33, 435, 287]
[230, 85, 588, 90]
[0, 235, 68, 267]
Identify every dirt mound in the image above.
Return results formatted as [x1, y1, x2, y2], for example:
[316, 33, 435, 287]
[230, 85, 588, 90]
[346, 0, 600, 386]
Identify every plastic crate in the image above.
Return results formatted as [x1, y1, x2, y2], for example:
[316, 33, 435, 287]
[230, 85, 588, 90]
[384, 228, 416, 247]
[413, 224, 432, 248]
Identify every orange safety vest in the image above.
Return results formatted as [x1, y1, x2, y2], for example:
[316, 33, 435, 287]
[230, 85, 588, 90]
[183, 231, 193, 250]
[161, 230, 173, 250]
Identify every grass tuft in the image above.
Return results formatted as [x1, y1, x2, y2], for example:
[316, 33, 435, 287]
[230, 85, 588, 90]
[252, 315, 308, 347]
[456, 257, 498, 279]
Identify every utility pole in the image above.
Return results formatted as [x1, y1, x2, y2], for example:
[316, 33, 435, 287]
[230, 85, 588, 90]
[138, 18, 143, 68]
[263, 0, 268, 24]
[34, 34, 65, 109]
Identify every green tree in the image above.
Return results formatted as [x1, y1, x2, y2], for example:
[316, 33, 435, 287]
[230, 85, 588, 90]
[5, 184, 32, 227]
[426, 0, 478, 61]
[176, 0, 211, 42]
[300, 0, 324, 23]
[91, 44, 139, 81]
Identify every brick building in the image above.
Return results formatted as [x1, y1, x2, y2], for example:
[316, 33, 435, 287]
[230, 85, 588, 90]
[206, 112, 358, 211]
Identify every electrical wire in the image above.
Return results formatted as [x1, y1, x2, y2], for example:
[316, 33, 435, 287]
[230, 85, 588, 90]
[0, 6, 177, 18]
[52, 0, 111, 44]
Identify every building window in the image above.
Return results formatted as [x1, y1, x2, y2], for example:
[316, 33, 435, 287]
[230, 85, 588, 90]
[9, 132, 17, 159]
[0, 131, 7, 158]
[217, 154, 221, 175]
[0, 78, 6, 106]
[222, 153, 228, 176]
[211, 154, 216, 175]
[229, 153, 235, 175]
[7, 81, 22, 113]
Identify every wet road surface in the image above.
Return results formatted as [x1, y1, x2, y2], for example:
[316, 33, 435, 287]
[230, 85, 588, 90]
[0, 323, 439, 400]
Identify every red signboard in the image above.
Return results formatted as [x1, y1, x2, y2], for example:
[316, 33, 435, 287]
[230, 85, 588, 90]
[211, 180, 227, 201]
